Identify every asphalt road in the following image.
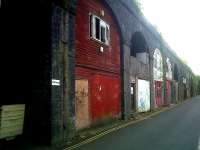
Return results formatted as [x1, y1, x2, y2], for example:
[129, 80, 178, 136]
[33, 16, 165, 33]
[77, 96, 200, 150]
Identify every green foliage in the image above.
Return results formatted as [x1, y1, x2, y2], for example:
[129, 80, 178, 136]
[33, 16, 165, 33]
[197, 77, 200, 95]
[132, 0, 143, 15]
[180, 58, 188, 65]
[191, 75, 200, 96]
[134, 0, 142, 8]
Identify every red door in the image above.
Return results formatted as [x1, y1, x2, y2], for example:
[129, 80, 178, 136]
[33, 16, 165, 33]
[90, 74, 120, 122]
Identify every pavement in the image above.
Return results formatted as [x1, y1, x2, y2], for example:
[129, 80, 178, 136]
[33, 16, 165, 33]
[70, 96, 200, 150]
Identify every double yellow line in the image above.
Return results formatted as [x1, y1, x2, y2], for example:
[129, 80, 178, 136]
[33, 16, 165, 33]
[64, 100, 187, 150]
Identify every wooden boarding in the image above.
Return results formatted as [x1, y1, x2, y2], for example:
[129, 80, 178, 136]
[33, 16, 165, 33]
[0, 104, 25, 140]
[75, 79, 90, 130]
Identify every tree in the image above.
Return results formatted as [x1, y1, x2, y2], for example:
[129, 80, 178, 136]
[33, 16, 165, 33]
[192, 75, 200, 96]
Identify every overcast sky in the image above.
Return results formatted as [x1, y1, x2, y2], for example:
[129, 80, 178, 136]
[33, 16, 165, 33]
[140, 0, 200, 75]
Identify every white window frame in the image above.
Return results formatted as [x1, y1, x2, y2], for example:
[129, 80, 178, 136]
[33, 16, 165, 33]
[90, 14, 110, 45]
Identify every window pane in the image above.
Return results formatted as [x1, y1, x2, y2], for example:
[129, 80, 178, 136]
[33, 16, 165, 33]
[90, 15, 93, 37]
[95, 17, 100, 40]
[101, 26, 106, 43]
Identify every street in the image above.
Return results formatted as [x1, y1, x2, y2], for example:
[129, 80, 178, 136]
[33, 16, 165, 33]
[77, 96, 200, 150]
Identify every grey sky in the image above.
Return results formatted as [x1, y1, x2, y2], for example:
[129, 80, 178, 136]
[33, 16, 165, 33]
[140, 0, 200, 75]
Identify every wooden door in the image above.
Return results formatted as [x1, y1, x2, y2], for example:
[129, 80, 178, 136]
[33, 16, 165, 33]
[75, 79, 90, 130]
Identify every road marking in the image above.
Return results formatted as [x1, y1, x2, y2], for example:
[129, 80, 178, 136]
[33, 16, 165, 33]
[64, 108, 172, 150]
[198, 137, 200, 150]
[64, 98, 193, 150]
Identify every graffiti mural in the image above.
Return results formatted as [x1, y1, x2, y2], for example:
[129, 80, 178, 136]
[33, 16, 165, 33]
[137, 79, 150, 112]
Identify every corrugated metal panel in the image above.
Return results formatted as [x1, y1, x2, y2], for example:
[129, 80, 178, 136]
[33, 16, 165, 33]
[75, 0, 121, 125]
[90, 74, 121, 121]
[75, 0, 120, 74]
[75, 67, 121, 124]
